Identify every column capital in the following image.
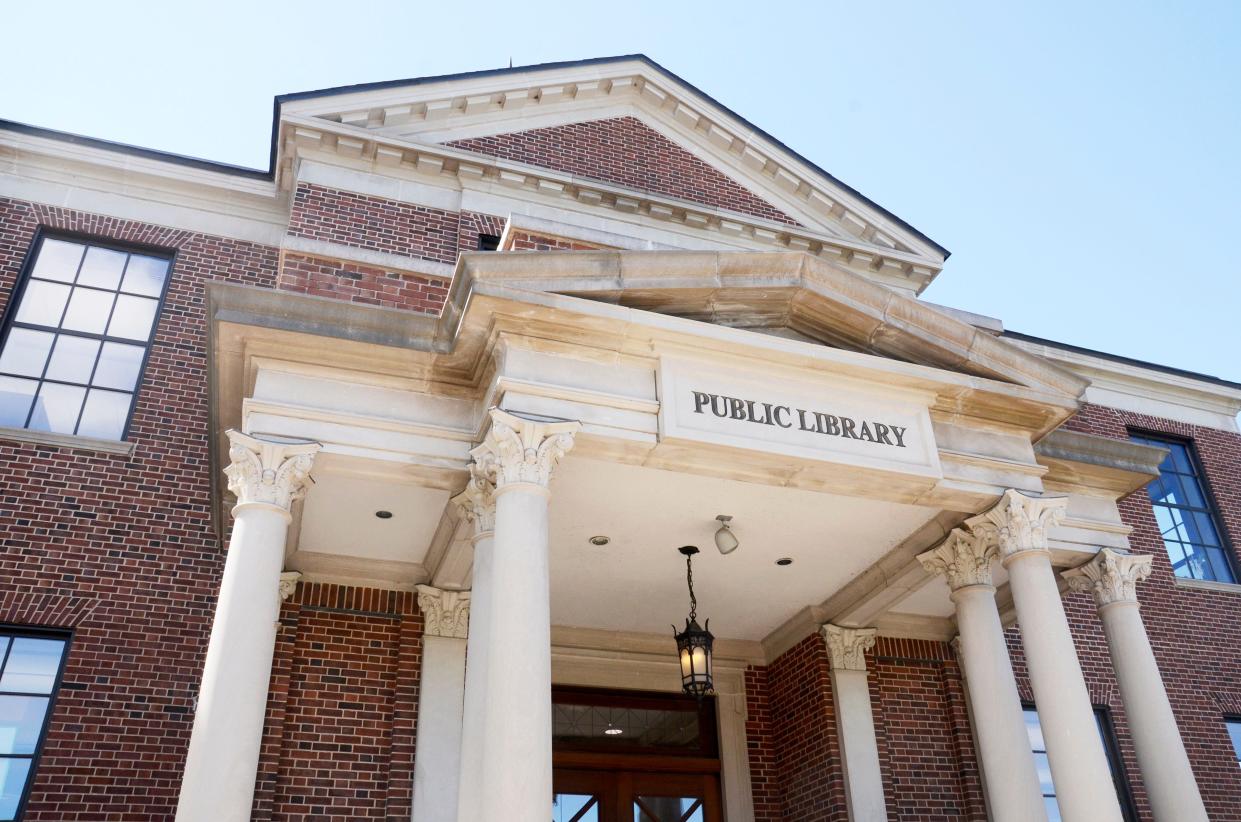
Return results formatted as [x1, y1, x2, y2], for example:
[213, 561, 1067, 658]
[821, 624, 878, 672]
[966, 489, 1067, 560]
[1062, 548, 1153, 608]
[918, 528, 998, 590]
[278, 571, 301, 602]
[417, 585, 472, 639]
[452, 465, 497, 536]
[470, 409, 580, 490]
[224, 430, 320, 514]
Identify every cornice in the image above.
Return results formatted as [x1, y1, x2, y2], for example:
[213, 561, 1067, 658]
[282, 114, 941, 293]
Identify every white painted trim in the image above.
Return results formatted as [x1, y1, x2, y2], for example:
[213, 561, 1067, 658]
[1173, 578, 1241, 595]
[0, 425, 136, 455]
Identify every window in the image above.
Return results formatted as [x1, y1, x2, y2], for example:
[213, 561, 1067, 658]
[0, 234, 171, 441]
[1130, 433, 1234, 583]
[1226, 718, 1241, 767]
[476, 233, 501, 251]
[1023, 706, 1136, 822]
[0, 629, 70, 821]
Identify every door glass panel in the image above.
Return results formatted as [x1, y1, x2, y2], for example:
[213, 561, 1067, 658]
[554, 703, 700, 749]
[553, 793, 599, 822]
[634, 796, 704, 822]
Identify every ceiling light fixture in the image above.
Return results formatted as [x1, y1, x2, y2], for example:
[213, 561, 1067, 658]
[714, 515, 739, 555]
[776, 557, 793, 566]
[375, 510, 393, 519]
[603, 722, 624, 736]
[588, 535, 611, 546]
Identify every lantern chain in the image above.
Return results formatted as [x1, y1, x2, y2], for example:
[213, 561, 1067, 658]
[685, 551, 698, 621]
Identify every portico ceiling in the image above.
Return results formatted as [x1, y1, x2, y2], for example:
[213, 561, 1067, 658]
[546, 455, 940, 642]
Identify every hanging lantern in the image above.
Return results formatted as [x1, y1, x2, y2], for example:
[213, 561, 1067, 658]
[672, 545, 714, 699]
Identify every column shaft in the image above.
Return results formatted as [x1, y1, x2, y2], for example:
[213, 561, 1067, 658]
[1099, 602, 1206, 821]
[1063, 548, 1208, 821]
[831, 668, 888, 822]
[177, 506, 289, 821]
[456, 531, 493, 822]
[1006, 550, 1122, 822]
[413, 635, 467, 821]
[478, 485, 554, 822]
[953, 585, 1047, 822]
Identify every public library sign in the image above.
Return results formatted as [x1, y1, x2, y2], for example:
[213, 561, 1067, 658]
[657, 357, 941, 479]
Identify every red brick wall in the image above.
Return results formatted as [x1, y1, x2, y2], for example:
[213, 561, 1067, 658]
[1006, 402, 1241, 821]
[447, 116, 800, 226]
[744, 666, 781, 821]
[253, 583, 422, 821]
[277, 252, 449, 313]
[870, 637, 985, 822]
[0, 197, 278, 819]
[288, 183, 461, 262]
[507, 231, 606, 251]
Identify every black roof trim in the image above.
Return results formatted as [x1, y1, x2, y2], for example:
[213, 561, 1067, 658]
[1002, 330, 1241, 391]
[275, 54, 949, 259]
[0, 118, 272, 180]
[2, 55, 948, 257]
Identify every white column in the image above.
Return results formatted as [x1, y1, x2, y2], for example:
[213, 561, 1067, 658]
[413, 586, 470, 822]
[969, 490, 1123, 822]
[454, 472, 494, 822]
[461, 409, 579, 822]
[919, 530, 1047, 822]
[1063, 549, 1209, 822]
[176, 431, 319, 822]
[821, 624, 888, 822]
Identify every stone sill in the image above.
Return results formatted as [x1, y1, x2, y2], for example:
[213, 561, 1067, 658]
[0, 425, 136, 456]
[1174, 577, 1241, 595]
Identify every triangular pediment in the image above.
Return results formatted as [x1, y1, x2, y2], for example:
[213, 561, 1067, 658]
[276, 56, 949, 281]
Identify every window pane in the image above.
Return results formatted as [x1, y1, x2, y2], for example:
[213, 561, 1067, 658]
[76, 247, 127, 290]
[120, 254, 169, 297]
[29, 239, 84, 284]
[1227, 721, 1241, 762]
[92, 342, 144, 391]
[1034, 752, 1054, 794]
[1024, 710, 1045, 750]
[0, 695, 50, 755]
[43, 336, 100, 385]
[1168, 442, 1194, 475]
[0, 377, 38, 428]
[106, 295, 158, 341]
[0, 638, 65, 695]
[0, 757, 32, 820]
[1207, 548, 1236, 584]
[60, 287, 115, 335]
[1044, 796, 1062, 822]
[77, 389, 131, 440]
[27, 382, 85, 434]
[553, 794, 599, 822]
[14, 280, 71, 328]
[0, 329, 55, 378]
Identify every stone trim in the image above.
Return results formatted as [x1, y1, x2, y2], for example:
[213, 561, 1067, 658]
[0, 425, 137, 456]
[1062, 548, 1153, 607]
[224, 430, 321, 512]
[415, 586, 471, 639]
[821, 624, 878, 672]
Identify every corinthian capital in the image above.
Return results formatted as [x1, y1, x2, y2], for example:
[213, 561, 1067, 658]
[918, 528, 998, 590]
[224, 430, 320, 513]
[821, 624, 878, 672]
[451, 464, 497, 535]
[416, 585, 472, 639]
[1062, 548, 1153, 608]
[470, 409, 580, 489]
[966, 489, 1067, 559]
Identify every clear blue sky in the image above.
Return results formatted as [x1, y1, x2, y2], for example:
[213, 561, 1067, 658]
[5, 1, 1239, 382]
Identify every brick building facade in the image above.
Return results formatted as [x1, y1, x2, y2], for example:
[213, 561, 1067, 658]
[1, 56, 1238, 822]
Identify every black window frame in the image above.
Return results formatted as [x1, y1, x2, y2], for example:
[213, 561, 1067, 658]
[0, 228, 176, 442]
[476, 233, 501, 251]
[0, 625, 73, 822]
[1128, 429, 1237, 583]
[1022, 703, 1138, 822]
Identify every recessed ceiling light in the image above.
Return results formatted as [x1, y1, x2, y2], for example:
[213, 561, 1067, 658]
[375, 510, 393, 519]
[776, 557, 793, 566]
[604, 722, 624, 736]
[588, 535, 611, 546]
